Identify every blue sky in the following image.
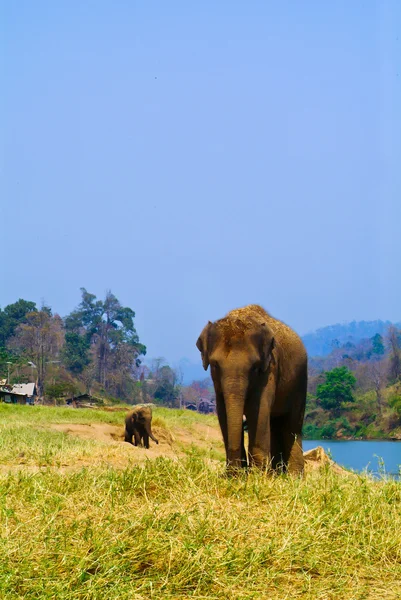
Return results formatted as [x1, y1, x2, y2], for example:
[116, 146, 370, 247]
[2, 1, 400, 363]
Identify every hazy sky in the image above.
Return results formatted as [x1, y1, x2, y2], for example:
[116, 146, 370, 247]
[2, 1, 400, 363]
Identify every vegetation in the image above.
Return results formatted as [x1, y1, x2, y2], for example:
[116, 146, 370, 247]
[0, 404, 400, 599]
[305, 327, 401, 439]
[0, 290, 147, 401]
[2, 293, 401, 439]
[316, 367, 356, 417]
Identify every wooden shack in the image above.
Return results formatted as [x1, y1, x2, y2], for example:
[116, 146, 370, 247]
[0, 383, 37, 405]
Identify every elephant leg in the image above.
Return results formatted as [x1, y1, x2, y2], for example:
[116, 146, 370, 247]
[270, 417, 285, 472]
[247, 412, 270, 469]
[280, 408, 305, 475]
[215, 392, 229, 458]
[247, 378, 276, 470]
[133, 430, 141, 446]
[143, 431, 150, 449]
[124, 431, 133, 445]
[282, 378, 306, 475]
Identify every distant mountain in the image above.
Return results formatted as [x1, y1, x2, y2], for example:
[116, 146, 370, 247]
[153, 320, 400, 384]
[301, 320, 400, 357]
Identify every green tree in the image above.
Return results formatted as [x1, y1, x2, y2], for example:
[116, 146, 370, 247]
[317, 366, 356, 417]
[389, 395, 401, 418]
[0, 299, 37, 347]
[153, 365, 179, 407]
[44, 380, 79, 402]
[62, 332, 91, 374]
[65, 288, 146, 396]
[0, 348, 24, 381]
[371, 333, 385, 357]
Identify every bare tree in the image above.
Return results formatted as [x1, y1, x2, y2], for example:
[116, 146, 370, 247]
[370, 361, 387, 414]
[355, 359, 388, 414]
[150, 357, 165, 379]
[387, 326, 401, 382]
[9, 310, 64, 396]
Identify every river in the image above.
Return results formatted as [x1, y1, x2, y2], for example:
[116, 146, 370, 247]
[303, 440, 401, 477]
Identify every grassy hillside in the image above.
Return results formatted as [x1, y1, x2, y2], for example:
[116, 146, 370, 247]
[1, 405, 401, 599]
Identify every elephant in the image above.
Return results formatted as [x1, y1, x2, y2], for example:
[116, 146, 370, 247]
[124, 405, 159, 449]
[196, 304, 307, 475]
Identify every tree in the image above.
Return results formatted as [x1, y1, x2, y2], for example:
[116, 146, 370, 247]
[371, 333, 385, 357]
[317, 366, 356, 417]
[0, 299, 37, 347]
[369, 360, 387, 414]
[0, 347, 25, 382]
[153, 365, 180, 406]
[81, 363, 96, 395]
[64, 288, 146, 397]
[387, 326, 401, 382]
[44, 380, 79, 403]
[62, 332, 90, 374]
[9, 310, 64, 396]
[389, 395, 401, 419]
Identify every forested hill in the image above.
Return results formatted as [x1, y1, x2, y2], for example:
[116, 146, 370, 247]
[177, 320, 401, 383]
[301, 320, 400, 357]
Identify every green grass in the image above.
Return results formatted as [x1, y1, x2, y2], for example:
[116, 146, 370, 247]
[1, 405, 401, 599]
[151, 407, 219, 429]
[0, 403, 130, 426]
[0, 403, 218, 428]
[0, 425, 99, 467]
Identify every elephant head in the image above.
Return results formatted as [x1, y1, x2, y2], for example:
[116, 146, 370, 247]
[196, 318, 276, 469]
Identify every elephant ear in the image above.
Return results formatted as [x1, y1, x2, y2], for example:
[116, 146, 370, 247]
[196, 321, 213, 371]
[259, 323, 276, 373]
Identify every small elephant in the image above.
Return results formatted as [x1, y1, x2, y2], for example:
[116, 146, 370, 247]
[124, 405, 159, 449]
[196, 304, 307, 475]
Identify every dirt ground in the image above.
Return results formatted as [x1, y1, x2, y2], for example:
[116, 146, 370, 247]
[38, 421, 225, 471]
[45, 422, 345, 475]
[1, 417, 349, 476]
[50, 421, 220, 454]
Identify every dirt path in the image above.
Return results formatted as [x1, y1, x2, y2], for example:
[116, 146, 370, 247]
[49, 423, 350, 476]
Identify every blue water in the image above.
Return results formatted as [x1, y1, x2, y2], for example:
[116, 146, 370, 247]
[303, 440, 401, 477]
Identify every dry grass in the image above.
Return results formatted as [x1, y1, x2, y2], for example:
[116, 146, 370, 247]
[1, 405, 401, 599]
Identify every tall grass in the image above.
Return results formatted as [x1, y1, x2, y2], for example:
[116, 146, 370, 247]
[0, 403, 217, 428]
[1, 405, 400, 599]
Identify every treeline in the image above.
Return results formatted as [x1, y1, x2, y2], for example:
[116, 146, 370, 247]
[305, 328, 401, 439]
[2, 292, 401, 437]
[302, 319, 398, 357]
[0, 290, 146, 401]
[0, 290, 215, 408]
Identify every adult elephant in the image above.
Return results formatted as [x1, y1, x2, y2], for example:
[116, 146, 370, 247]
[124, 405, 159, 449]
[196, 304, 307, 475]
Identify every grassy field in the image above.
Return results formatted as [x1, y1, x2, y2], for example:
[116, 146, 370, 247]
[1, 404, 401, 599]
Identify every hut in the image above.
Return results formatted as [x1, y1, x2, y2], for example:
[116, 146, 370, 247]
[0, 383, 37, 405]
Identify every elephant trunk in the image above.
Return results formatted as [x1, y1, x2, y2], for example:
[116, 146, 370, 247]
[147, 423, 159, 445]
[223, 377, 247, 471]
